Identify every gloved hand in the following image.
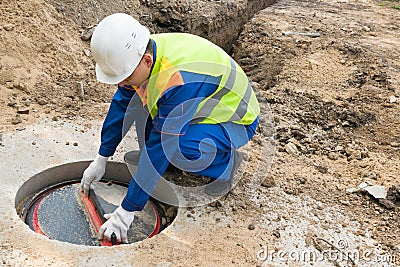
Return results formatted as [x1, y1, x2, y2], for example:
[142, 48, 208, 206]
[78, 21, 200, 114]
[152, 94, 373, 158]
[80, 154, 109, 195]
[98, 206, 135, 243]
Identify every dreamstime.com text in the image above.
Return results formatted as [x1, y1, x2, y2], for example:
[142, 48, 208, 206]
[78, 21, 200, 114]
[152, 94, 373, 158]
[257, 243, 398, 265]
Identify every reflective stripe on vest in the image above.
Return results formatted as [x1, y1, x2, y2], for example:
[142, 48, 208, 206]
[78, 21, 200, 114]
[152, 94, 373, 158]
[191, 58, 255, 124]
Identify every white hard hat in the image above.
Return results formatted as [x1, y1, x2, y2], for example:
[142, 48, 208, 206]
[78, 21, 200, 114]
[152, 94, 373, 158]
[90, 13, 150, 84]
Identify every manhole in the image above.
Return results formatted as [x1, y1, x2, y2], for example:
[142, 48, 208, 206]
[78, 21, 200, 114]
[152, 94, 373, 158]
[15, 161, 178, 246]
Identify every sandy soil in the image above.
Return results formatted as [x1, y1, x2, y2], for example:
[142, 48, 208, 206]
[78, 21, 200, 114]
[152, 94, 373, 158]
[0, 0, 399, 266]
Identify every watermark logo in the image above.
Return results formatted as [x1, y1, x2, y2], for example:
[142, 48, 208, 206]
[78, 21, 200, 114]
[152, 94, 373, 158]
[257, 240, 398, 265]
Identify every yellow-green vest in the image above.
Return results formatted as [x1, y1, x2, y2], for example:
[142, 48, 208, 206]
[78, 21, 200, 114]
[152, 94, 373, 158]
[137, 33, 260, 125]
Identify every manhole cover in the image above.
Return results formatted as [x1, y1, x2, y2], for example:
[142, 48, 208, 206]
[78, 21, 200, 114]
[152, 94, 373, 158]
[21, 181, 165, 246]
[15, 161, 178, 246]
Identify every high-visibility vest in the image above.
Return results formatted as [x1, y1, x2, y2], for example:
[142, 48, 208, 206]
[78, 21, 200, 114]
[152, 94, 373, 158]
[136, 33, 260, 125]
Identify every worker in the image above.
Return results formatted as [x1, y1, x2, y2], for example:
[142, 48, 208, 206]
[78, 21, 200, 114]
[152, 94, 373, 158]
[80, 13, 260, 244]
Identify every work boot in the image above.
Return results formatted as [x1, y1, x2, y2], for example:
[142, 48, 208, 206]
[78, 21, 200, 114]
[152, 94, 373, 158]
[124, 150, 181, 174]
[124, 150, 140, 165]
[204, 150, 243, 196]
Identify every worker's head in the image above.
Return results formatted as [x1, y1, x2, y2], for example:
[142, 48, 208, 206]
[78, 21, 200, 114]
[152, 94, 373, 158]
[118, 40, 154, 88]
[90, 13, 151, 85]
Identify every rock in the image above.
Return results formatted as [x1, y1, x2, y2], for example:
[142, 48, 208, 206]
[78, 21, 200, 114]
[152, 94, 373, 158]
[73, 142, 78, 146]
[379, 199, 396, 210]
[346, 147, 362, 160]
[335, 145, 344, 152]
[328, 152, 338, 160]
[24, 99, 31, 106]
[361, 171, 378, 180]
[11, 115, 22, 125]
[355, 230, 365, 236]
[363, 26, 371, 32]
[390, 142, 400, 148]
[3, 24, 15, 31]
[209, 200, 222, 208]
[37, 98, 48, 105]
[291, 128, 307, 139]
[283, 186, 299, 195]
[296, 176, 307, 184]
[386, 184, 400, 203]
[81, 26, 96, 41]
[341, 121, 350, 127]
[248, 224, 255, 230]
[165, 207, 177, 218]
[389, 95, 397, 103]
[261, 176, 276, 187]
[77, 82, 85, 98]
[7, 102, 17, 107]
[315, 164, 328, 174]
[17, 108, 29, 114]
[360, 149, 369, 159]
[285, 142, 300, 156]
[359, 161, 369, 168]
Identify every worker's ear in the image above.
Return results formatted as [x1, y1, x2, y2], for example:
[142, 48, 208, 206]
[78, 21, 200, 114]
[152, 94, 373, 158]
[142, 53, 153, 68]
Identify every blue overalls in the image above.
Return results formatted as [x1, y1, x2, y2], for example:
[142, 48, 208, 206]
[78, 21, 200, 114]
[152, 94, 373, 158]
[98, 43, 258, 212]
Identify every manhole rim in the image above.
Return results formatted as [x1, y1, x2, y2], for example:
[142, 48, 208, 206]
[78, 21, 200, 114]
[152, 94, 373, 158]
[14, 161, 179, 247]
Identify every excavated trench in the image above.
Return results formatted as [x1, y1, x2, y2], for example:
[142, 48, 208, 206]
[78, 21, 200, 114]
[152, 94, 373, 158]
[46, 0, 276, 53]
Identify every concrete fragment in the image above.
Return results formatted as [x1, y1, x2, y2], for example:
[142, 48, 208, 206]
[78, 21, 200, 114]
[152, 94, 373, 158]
[347, 182, 387, 199]
[365, 185, 387, 199]
[285, 142, 300, 156]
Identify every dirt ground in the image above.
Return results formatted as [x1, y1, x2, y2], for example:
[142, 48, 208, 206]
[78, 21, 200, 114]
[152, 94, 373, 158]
[0, 0, 399, 266]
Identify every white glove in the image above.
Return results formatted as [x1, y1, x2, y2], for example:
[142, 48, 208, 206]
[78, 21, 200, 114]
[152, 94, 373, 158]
[81, 154, 109, 195]
[98, 206, 135, 243]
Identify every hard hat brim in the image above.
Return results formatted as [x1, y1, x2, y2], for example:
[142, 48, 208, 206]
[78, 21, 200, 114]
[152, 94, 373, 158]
[95, 63, 134, 85]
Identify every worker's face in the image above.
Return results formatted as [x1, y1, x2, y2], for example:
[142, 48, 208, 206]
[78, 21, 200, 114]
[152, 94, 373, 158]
[118, 53, 153, 87]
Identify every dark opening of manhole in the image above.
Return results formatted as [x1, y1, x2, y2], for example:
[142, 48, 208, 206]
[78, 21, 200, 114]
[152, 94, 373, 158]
[15, 161, 178, 246]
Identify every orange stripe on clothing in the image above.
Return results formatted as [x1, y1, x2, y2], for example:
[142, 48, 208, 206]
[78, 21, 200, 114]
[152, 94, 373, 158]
[162, 72, 184, 94]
